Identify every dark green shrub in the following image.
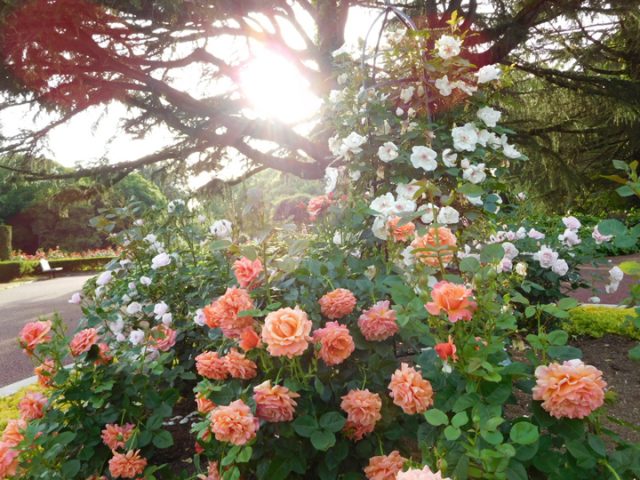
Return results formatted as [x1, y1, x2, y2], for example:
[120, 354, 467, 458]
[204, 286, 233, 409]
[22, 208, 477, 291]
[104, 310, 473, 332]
[0, 225, 11, 260]
[0, 261, 21, 282]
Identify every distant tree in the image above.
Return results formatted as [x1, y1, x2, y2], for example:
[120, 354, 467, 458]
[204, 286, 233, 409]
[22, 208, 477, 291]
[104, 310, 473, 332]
[1, 0, 637, 200]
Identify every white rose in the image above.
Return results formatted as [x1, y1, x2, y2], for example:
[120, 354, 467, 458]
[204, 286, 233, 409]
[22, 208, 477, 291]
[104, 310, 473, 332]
[126, 301, 143, 315]
[498, 258, 513, 272]
[324, 167, 339, 194]
[109, 317, 124, 334]
[395, 107, 404, 116]
[435, 75, 453, 96]
[558, 229, 581, 247]
[392, 197, 417, 215]
[396, 182, 420, 200]
[153, 301, 169, 319]
[68, 292, 82, 304]
[400, 245, 415, 267]
[527, 228, 545, 240]
[609, 266, 624, 283]
[476, 64, 501, 83]
[503, 143, 522, 159]
[377, 142, 399, 163]
[210, 219, 232, 239]
[515, 262, 528, 276]
[592, 227, 613, 245]
[435, 35, 462, 59]
[419, 203, 437, 224]
[96, 271, 112, 286]
[452, 123, 478, 152]
[562, 216, 581, 231]
[533, 246, 558, 269]
[400, 86, 415, 103]
[551, 259, 569, 276]
[437, 206, 460, 225]
[129, 329, 145, 346]
[410, 146, 437, 171]
[161, 313, 173, 326]
[333, 231, 343, 245]
[502, 242, 519, 260]
[462, 163, 487, 184]
[140, 276, 152, 286]
[370, 193, 396, 216]
[453, 81, 477, 96]
[151, 252, 172, 270]
[442, 148, 457, 168]
[328, 135, 342, 156]
[193, 309, 206, 326]
[372, 216, 389, 240]
[342, 132, 367, 154]
[349, 170, 361, 181]
[143, 233, 157, 243]
[477, 106, 501, 128]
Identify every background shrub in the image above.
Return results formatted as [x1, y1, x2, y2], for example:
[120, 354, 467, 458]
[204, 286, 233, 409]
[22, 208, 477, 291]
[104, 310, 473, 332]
[563, 306, 640, 340]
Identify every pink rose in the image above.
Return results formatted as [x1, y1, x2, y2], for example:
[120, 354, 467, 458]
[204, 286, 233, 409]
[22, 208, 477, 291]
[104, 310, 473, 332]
[358, 300, 398, 341]
[209, 399, 259, 445]
[313, 322, 355, 366]
[425, 281, 476, 323]
[261, 307, 312, 358]
[253, 380, 300, 423]
[388, 363, 434, 415]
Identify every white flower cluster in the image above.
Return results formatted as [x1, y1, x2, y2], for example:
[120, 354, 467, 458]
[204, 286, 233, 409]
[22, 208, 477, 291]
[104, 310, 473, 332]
[328, 132, 367, 159]
[604, 266, 624, 294]
[533, 245, 568, 276]
[210, 219, 232, 240]
[558, 216, 582, 248]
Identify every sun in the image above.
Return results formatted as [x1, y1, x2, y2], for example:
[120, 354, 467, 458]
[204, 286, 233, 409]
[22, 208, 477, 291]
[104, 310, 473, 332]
[239, 51, 321, 124]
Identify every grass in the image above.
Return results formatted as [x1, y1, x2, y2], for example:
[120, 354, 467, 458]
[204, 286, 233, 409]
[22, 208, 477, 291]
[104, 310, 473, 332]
[563, 306, 640, 340]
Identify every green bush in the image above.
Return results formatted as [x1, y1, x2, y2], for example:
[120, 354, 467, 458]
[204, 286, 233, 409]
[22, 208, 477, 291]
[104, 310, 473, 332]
[0, 262, 21, 282]
[0, 225, 11, 261]
[563, 306, 640, 340]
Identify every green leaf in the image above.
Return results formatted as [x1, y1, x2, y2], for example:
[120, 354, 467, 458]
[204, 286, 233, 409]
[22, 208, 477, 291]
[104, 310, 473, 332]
[612, 159, 630, 171]
[444, 425, 461, 441]
[510, 422, 539, 445]
[236, 446, 253, 463]
[56, 431, 76, 446]
[319, 412, 346, 433]
[597, 219, 626, 236]
[616, 185, 635, 197]
[61, 460, 81, 478]
[629, 343, 640, 361]
[458, 183, 484, 196]
[480, 243, 505, 263]
[293, 415, 319, 438]
[619, 261, 640, 276]
[152, 430, 174, 449]
[451, 411, 469, 428]
[310, 430, 336, 451]
[548, 345, 582, 361]
[557, 298, 579, 310]
[547, 330, 568, 346]
[424, 408, 449, 426]
[459, 257, 480, 273]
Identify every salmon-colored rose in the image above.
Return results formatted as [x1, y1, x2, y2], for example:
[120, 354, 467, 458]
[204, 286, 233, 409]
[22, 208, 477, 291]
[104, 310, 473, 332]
[253, 380, 300, 423]
[205, 288, 255, 338]
[196, 393, 216, 415]
[364, 450, 406, 480]
[101, 423, 135, 451]
[199, 461, 220, 480]
[261, 307, 312, 358]
[1, 419, 26, 447]
[69, 328, 99, 356]
[149, 324, 177, 352]
[319, 288, 357, 320]
[34, 359, 56, 387]
[307, 195, 332, 221]
[209, 399, 258, 445]
[358, 300, 398, 341]
[388, 363, 434, 415]
[0, 441, 19, 478]
[196, 351, 229, 380]
[397, 466, 451, 480]
[95, 343, 113, 365]
[410, 227, 456, 267]
[434, 336, 458, 362]
[313, 322, 355, 366]
[340, 389, 382, 440]
[239, 327, 261, 352]
[108, 450, 147, 478]
[19, 320, 52, 354]
[232, 257, 263, 289]
[387, 216, 416, 242]
[532, 359, 606, 419]
[224, 349, 257, 380]
[18, 392, 47, 421]
[425, 281, 476, 323]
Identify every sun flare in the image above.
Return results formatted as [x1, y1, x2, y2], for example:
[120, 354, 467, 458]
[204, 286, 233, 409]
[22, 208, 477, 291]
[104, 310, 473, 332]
[240, 52, 321, 124]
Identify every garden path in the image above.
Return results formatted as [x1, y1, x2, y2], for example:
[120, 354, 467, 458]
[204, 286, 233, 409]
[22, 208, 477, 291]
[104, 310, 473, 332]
[0, 274, 93, 387]
[570, 253, 639, 304]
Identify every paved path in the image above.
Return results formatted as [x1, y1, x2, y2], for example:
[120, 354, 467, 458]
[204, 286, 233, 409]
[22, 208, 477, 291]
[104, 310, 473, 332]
[570, 253, 639, 304]
[0, 274, 93, 387]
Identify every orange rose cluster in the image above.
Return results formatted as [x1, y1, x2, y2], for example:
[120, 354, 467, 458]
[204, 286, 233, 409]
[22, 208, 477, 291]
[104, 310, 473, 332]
[203, 287, 255, 338]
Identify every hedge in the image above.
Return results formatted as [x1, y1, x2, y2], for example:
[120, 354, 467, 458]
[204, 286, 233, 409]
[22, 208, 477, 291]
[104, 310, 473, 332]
[0, 256, 115, 283]
[563, 306, 640, 340]
[0, 225, 11, 261]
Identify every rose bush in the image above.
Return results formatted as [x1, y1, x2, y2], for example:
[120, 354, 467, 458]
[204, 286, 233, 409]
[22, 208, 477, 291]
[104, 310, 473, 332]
[2, 18, 639, 480]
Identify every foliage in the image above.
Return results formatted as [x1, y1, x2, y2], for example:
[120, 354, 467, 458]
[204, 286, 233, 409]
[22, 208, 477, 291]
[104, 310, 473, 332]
[0, 225, 10, 260]
[2, 26, 638, 480]
[563, 306, 640, 340]
[0, 386, 44, 432]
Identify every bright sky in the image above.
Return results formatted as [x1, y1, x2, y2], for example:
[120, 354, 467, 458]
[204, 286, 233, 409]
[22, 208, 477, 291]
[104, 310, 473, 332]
[0, 6, 381, 187]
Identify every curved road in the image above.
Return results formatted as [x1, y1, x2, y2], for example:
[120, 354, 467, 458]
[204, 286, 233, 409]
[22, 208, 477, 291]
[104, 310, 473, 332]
[0, 274, 93, 387]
